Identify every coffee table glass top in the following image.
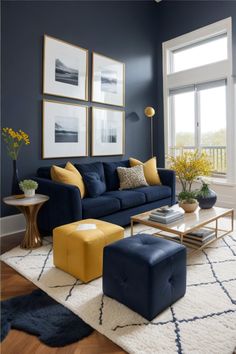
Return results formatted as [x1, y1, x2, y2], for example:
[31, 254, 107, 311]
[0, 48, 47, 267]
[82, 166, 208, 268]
[131, 205, 233, 235]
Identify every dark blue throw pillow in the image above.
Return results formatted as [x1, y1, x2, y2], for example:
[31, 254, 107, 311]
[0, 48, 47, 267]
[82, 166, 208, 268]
[83, 172, 106, 198]
[103, 160, 130, 191]
[75, 162, 105, 183]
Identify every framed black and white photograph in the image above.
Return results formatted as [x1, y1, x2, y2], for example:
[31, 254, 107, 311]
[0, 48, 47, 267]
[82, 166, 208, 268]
[43, 100, 88, 158]
[92, 107, 125, 156]
[43, 35, 88, 101]
[92, 53, 125, 107]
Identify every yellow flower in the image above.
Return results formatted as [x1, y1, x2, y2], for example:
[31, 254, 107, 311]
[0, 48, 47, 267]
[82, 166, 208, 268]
[16, 132, 23, 141]
[2, 127, 30, 160]
[168, 150, 212, 192]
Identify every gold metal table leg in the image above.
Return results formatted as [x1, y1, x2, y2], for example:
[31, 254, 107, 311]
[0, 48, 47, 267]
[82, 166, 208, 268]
[18, 202, 44, 249]
[131, 220, 134, 236]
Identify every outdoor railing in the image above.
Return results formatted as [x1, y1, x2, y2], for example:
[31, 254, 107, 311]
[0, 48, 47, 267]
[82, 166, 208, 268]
[170, 146, 227, 175]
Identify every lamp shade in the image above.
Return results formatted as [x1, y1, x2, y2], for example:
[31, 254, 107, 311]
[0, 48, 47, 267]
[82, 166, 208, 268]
[144, 106, 155, 118]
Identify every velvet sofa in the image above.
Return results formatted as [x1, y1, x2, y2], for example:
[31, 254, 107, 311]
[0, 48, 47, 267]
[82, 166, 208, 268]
[33, 160, 176, 235]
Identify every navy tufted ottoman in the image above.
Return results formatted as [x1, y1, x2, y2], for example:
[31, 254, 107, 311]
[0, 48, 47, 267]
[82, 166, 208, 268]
[103, 234, 186, 321]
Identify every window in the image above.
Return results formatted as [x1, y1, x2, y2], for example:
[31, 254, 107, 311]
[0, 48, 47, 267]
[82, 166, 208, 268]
[169, 81, 227, 175]
[171, 34, 227, 73]
[162, 18, 234, 182]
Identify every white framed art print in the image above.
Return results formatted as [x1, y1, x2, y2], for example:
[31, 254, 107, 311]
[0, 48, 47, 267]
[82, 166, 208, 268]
[43, 35, 88, 101]
[43, 100, 88, 158]
[92, 107, 125, 156]
[92, 53, 125, 107]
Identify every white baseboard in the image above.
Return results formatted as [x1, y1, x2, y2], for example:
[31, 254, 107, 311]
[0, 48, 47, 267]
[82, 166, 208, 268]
[0, 214, 26, 237]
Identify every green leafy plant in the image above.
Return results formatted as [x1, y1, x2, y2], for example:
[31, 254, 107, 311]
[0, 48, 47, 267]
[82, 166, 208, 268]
[178, 190, 198, 204]
[196, 179, 211, 198]
[19, 179, 38, 191]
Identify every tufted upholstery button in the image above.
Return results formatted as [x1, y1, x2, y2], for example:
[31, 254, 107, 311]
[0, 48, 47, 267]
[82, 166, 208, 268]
[103, 234, 186, 321]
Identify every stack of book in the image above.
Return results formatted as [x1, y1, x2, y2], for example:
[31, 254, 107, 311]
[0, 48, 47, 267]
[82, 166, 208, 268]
[149, 207, 184, 224]
[183, 228, 216, 248]
[162, 228, 215, 249]
[157, 228, 216, 248]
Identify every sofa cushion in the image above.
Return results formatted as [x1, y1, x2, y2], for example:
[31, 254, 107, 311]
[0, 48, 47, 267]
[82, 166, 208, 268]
[103, 160, 130, 191]
[82, 196, 120, 219]
[75, 162, 106, 184]
[103, 190, 146, 210]
[83, 172, 106, 198]
[134, 185, 172, 203]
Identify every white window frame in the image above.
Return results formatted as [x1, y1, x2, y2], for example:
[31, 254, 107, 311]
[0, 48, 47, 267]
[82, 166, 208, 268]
[162, 17, 235, 184]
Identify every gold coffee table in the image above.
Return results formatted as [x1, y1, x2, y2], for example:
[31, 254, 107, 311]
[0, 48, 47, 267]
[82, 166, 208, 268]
[131, 206, 234, 253]
[3, 194, 49, 249]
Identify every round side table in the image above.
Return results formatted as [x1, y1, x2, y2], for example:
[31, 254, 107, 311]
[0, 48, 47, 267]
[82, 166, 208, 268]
[3, 194, 49, 249]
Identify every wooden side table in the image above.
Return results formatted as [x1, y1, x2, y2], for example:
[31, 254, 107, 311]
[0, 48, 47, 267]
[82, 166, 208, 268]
[3, 194, 49, 249]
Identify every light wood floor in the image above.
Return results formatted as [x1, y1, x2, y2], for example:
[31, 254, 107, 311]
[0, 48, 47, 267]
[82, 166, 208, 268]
[0, 233, 126, 354]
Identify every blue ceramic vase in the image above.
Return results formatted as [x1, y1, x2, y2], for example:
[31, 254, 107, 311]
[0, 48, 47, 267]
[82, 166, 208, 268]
[197, 188, 217, 209]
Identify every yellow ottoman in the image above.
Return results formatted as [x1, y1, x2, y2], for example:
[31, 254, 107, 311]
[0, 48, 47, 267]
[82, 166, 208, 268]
[53, 219, 124, 283]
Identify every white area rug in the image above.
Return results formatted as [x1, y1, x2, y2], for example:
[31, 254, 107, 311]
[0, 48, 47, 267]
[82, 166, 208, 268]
[1, 223, 236, 354]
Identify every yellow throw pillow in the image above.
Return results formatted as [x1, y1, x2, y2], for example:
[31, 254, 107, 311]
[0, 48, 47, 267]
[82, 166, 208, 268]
[129, 157, 161, 185]
[51, 162, 85, 198]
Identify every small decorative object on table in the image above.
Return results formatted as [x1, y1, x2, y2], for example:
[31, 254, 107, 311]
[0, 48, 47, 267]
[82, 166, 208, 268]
[3, 194, 49, 249]
[178, 191, 199, 213]
[196, 178, 217, 209]
[168, 150, 212, 213]
[19, 179, 38, 198]
[2, 127, 30, 195]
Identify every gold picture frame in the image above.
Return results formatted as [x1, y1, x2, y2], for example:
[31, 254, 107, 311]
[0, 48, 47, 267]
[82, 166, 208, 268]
[92, 106, 125, 156]
[92, 52, 125, 107]
[42, 99, 88, 159]
[43, 35, 88, 101]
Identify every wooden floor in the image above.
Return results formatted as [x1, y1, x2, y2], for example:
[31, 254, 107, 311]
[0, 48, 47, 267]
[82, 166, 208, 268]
[1, 233, 126, 354]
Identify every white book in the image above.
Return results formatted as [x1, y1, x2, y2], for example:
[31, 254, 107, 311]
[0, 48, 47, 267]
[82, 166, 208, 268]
[149, 214, 184, 224]
[150, 211, 184, 221]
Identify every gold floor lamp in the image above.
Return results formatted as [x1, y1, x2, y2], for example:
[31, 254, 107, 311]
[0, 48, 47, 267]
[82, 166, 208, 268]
[144, 106, 156, 157]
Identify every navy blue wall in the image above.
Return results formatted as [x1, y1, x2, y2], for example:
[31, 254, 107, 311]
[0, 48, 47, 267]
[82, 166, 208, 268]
[2, 0, 236, 218]
[1, 0, 158, 217]
[154, 0, 236, 167]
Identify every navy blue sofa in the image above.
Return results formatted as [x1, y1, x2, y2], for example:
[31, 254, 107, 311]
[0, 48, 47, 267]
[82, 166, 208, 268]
[34, 160, 176, 235]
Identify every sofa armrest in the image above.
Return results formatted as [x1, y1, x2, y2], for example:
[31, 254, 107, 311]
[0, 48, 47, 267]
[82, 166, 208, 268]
[33, 177, 82, 235]
[157, 168, 176, 205]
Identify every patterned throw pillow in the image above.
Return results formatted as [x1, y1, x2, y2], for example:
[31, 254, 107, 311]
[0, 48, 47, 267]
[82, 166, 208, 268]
[117, 165, 148, 190]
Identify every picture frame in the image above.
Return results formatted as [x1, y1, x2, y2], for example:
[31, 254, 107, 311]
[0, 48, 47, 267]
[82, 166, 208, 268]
[92, 52, 125, 107]
[43, 35, 88, 101]
[42, 100, 88, 159]
[92, 107, 125, 156]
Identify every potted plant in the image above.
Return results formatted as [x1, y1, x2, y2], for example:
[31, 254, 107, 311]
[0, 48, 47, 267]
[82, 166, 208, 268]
[168, 150, 212, 213]
[19, 179, 38, 198]
[178, 190, 199, 213]
[196, 178, 217, 209]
